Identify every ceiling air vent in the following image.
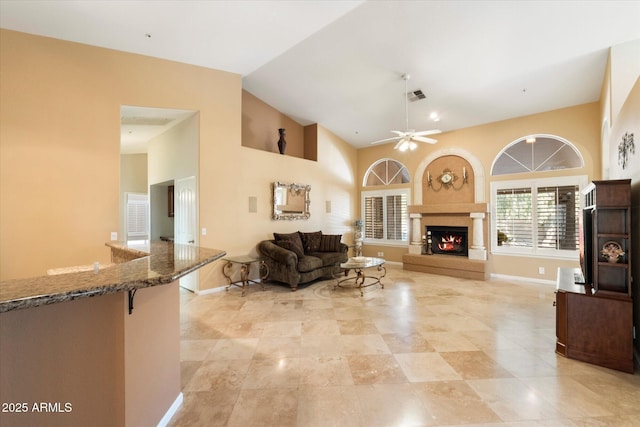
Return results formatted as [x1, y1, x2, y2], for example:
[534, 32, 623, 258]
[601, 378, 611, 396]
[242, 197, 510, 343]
[407, 89, 426, 102]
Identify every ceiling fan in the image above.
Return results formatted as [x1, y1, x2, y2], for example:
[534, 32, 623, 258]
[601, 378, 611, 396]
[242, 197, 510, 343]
[371, 73, 441, 151]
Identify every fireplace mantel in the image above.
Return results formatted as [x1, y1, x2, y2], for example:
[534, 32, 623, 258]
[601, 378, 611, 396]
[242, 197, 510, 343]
[408, 203, 488, 215]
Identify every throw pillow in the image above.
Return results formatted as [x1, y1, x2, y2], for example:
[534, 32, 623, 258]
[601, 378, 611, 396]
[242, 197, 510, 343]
[275, 240, 305, 258]
[319, 234, 342, 252]
[273, 232, 305, 256]
[299, 231, 322, 254]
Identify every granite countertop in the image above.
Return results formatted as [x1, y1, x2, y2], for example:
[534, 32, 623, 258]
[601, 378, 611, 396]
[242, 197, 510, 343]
[0, 241, 226, 313]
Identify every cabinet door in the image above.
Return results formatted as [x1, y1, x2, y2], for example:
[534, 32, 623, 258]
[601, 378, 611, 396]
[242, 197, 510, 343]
[566, 293, 633, 373]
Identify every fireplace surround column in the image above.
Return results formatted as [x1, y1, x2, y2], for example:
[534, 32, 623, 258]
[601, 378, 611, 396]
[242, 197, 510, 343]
[469, 212, 487, 260]
[409, 213, 423, 254]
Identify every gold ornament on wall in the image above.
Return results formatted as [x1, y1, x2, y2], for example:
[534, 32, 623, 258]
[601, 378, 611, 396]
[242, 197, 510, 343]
[427, 168, 468, 191]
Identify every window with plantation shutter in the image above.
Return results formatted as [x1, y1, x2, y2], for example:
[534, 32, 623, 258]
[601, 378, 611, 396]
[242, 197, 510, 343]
[491, 176, 586, 258]
[386, 194, 408, 240]
[126, 193, 149, 241]
[537, 186, 580, 251]
[362, 189, 410, 244]
[496, 188, 533, 248]
[364, 195, 384, 239]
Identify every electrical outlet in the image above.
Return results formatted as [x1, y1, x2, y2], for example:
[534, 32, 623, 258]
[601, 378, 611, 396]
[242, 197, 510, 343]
[538, 267, 545, 275]
[377, 251, 384, 257]
[110, 231, 118, 241]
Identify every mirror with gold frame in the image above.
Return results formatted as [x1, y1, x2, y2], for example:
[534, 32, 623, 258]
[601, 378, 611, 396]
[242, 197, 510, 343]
[272, 181, 310, 220]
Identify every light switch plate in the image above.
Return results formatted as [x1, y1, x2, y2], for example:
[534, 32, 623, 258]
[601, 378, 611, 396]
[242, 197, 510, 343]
[110, 231, 118, 241]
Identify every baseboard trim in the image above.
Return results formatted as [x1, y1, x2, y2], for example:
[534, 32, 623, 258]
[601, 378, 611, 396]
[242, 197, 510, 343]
[157, 392, 183, 427]
[491, 273, 556, 286]
[196, 286, 227, 296]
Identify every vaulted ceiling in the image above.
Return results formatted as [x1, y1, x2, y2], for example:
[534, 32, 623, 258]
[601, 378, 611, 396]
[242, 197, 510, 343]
[1, 1, 639, 148]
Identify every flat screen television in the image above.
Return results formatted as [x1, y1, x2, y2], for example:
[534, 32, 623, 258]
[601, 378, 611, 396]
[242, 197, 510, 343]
[578, 208, 593, 285]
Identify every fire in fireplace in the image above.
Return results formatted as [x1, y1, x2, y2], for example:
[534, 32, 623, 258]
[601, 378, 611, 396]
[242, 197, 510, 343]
[426, 226, 469, 257]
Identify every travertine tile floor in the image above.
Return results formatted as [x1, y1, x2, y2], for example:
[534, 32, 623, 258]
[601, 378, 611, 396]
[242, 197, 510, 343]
[168, 266, 640, 427]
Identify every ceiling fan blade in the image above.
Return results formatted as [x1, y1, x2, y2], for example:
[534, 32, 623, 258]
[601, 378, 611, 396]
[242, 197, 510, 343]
[370, 136, 401, 145]
[412, 129, 442, 137]
[411, 135, 438, 144]
[393, 137, 409, 150]
[390, 130, 407, 136]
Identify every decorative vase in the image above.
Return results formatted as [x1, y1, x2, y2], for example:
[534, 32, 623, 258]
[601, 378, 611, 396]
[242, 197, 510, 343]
[277, 128, 287, 155]
[607, 255, 620, 264]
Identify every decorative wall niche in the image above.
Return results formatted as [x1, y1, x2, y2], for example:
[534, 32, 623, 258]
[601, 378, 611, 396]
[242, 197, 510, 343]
[423, 155, 474, 204]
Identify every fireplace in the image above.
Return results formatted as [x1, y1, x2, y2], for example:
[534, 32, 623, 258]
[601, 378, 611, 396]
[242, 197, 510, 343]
[426, 226, 468, 257]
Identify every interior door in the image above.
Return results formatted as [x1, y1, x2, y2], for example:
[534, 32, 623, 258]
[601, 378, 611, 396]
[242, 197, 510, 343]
[174, 176, 198, 292]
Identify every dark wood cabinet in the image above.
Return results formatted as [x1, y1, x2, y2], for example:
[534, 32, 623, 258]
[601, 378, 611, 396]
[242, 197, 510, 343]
[555, 179, 634, 374]
[555, 272, 633, 373]
[586, 180, 632, 296]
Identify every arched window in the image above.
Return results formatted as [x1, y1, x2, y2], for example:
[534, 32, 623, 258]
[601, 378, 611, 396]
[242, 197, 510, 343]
[361, 159, 410, 245]
[491, 134, 583, 176]
[490, 135, 587, 258]
[363, 158, 410, 186]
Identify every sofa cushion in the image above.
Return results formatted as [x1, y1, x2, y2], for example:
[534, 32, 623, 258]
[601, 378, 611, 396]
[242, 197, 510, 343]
[299, 231, 322, 254]
[274, 232, 305, 256]
[311, 251, 347, 267]
[319, 234, 342, 252]
[297, 255, 323, 273]
[274, 239, 305, 258]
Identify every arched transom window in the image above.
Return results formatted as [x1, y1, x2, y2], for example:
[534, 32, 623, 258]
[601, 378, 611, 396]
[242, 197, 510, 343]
[491, 135, 584, 176]
[363, 158, 410, 186]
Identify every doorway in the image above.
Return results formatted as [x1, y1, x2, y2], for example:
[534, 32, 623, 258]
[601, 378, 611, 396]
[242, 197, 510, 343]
[120, 105, 200, 291]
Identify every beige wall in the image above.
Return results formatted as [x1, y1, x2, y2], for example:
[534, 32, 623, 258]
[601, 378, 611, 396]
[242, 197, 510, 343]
[0, 29, 358, 288]
[0, 29, 240, 281]
[147, 113, 199, 186]
[197, 122, 359, 289]
[358, 102, 601, 280]
[242, 90, 305, 158]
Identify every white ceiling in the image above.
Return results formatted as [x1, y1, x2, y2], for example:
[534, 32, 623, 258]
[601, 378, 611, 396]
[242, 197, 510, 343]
[120, 106, 196, 154]
[2, 1, 639, 149]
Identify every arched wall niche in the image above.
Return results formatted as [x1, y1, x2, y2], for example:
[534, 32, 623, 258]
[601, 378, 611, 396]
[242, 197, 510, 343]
[421, 155, 474, 204]
[413, 148, 486, 205]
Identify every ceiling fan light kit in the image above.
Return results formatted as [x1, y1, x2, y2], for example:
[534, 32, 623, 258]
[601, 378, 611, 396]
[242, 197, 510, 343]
[370, 73, 441, 150]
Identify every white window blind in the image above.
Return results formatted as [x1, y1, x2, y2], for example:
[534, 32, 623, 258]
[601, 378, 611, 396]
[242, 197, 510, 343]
[386, 194, 408, 240]
[126, 193, 149, 239]
[362, 189, 410, 244]
[364, 195, 383, 239]
[496, 188, 533, 248]
[492, 177, 584, 258]
[537, 185, 580, 251]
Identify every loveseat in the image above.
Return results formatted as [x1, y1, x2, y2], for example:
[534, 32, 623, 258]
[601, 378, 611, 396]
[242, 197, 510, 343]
[258, 231, 348, 291]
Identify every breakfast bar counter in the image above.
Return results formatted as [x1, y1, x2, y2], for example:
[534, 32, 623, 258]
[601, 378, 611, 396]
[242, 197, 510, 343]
[0, 241, 225, 427]
[0, 241, 225, 312]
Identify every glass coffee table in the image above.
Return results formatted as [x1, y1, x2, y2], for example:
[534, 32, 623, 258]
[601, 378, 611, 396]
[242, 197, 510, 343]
[222, 255, 269, 296]
[334, 257, 385, 296]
